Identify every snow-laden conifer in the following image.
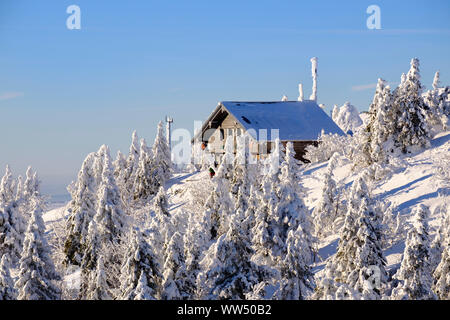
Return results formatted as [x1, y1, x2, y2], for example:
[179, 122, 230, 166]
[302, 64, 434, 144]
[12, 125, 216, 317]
[152, 121, 172, 186]
[85, 256, 111, 300]
[433, 203, 450, 300]
[113, 150, 128, 202]
[392, 58, 431, 152]
[430, 202, 449, 273]
[161, 231, 188, 299]
[119, 228, 160, 300]
[0, 165, 15, 204]
[432, 71, 441, 90]
[275, 225, 315, 300]
[392, 204, 437, 300]
[134, 273, 156, 300]
[314, 176, 387, 300]
[122, 131, 141, 203]
[312, 152, 342, 237]
[0, 255, 17, 300]
[197, 212, 263, 300]
[0, 203, 24, 265]
[332, 102, 363, 134]
[93, 147, 127, 244]
[15, 199, 61, 300]
[201, 143, 235, 241]
[363, 78, 395, 164]
[134, 138, 158, 201]
[23, 166, 40, 202]
[64, 152, 97, 265]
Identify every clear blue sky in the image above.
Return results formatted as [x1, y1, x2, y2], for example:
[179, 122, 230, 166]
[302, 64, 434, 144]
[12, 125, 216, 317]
[1, 0, 449, 196]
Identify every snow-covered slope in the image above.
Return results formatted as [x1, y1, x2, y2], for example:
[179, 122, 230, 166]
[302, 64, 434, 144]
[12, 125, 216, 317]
[303, 130, 449, 274]
[44, 131, 449, 286]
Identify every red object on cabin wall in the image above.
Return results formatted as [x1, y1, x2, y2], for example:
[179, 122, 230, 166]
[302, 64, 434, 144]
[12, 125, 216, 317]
[201, 142, 207, 150]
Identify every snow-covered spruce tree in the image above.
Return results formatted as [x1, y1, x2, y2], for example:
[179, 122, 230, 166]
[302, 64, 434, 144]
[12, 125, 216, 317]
[78, 147, 128, 299]
[332, 105, 340, 122]
[362, 78, 395, 165]
[23, 166, 40, 203]
[182, 211, 206, 299]
[152, 121, 172, 186]
[15, 198, 61, 300]
[15, 175, 23, 202]
[17, 167, 44, 236]
[332, 101, 363, 135]
[433, 71, 441, 90]
[276, 142, 315, 259]
[121, 131, 141, 203]
[0, 165, 15, 204]
[392, 204, 437, 300]
[377, 200, 403, 249]
[312, 152, 342, 237]
[433, 204, 450, 300]
[147, 186, 172, 253]
[201, 140, 235, 241]
[230, 135, 253, 212]
[430, 202, 449, 273]
[251, 139, 283, 265]
[85, 256, 112, 300]
[392, 58, 431, 153]
[230, 135, 259, 243]
[161, 231, 188, 300]
[313, 176, 387, 300]
[143, 187, 178, 298]
[423, 71, 449, 133]
[63, 152, 97, 266]
[197, 212, 264, 300]
[0, 255, 17, 300]
[275, 225, 315, 300]
[134, 273, 156, 300]
[133, 138, 158, 202]
[0, 171, 24, 265]
[112, 150, 128, 201]
[285, 232, 315, 298]
[119, 228, 160, 300]
[253, 140, 314, 271]
[241, 184, 260, 242]
[94, 147, 127, 244]
[78, 220, 100, 298]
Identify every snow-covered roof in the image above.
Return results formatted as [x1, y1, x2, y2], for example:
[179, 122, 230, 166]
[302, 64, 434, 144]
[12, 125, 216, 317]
[219, 100, 345, 141]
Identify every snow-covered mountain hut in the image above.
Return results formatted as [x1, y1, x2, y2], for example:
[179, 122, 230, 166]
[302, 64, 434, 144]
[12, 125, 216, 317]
[193, 100, 345, 162]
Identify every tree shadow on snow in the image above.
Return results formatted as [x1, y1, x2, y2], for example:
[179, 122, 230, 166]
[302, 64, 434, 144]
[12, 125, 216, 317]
[165, 172, 198, 189]
[303, 162, 328, 176]
[431, 132, 450, 148]
[379, 174, 433, 200]
[396, 187, 449, 213]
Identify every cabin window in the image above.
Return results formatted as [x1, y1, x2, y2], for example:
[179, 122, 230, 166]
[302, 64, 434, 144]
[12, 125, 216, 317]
[227, 129, 233, 137]
[219, 129, 224, 141]
[236, 129, 242, 136]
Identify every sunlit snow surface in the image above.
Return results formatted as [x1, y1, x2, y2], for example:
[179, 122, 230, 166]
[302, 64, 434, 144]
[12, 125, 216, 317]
[44, 131, 449, 291]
